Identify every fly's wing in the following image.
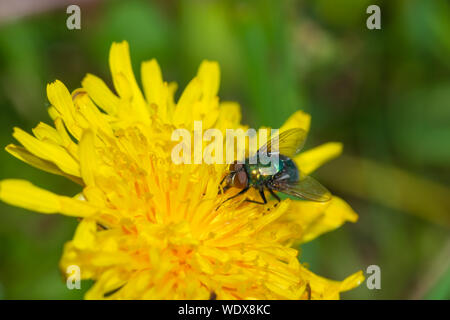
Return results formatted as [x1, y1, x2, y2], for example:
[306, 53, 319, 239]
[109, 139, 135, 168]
[271, 173, 332, 202]
[257, 128, 307, 158]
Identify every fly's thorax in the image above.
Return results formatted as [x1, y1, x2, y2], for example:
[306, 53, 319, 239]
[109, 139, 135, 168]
[244, 157, 284, 186]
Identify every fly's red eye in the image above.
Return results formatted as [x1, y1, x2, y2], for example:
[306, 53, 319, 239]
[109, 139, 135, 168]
[231, 163, 243, 172]
[232, 170, 248, 188]
[237, 170, 247, 184]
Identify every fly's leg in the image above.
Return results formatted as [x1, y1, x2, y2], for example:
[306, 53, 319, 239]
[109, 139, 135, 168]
[305, 283, 311, 300]
[244, 189, 267, 205]
[218, 184, 231, 195]
[217, 175, 229, 195]
[219, 175, 227, 185]
[216, 187, 249, 210]
[268, 188, 281, 206]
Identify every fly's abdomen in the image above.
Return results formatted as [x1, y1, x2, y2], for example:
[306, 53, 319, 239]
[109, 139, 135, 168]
[280, 156, 299, 182]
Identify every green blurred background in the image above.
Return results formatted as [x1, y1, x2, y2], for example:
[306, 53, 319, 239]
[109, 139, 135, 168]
[0, 0, 449, 299]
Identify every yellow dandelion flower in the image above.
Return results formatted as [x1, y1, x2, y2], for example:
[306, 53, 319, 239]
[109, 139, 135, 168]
[0, 41, 363, 300]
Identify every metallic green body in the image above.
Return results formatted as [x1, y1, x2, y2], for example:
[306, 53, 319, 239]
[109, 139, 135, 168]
[244, 155, 299, 188]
